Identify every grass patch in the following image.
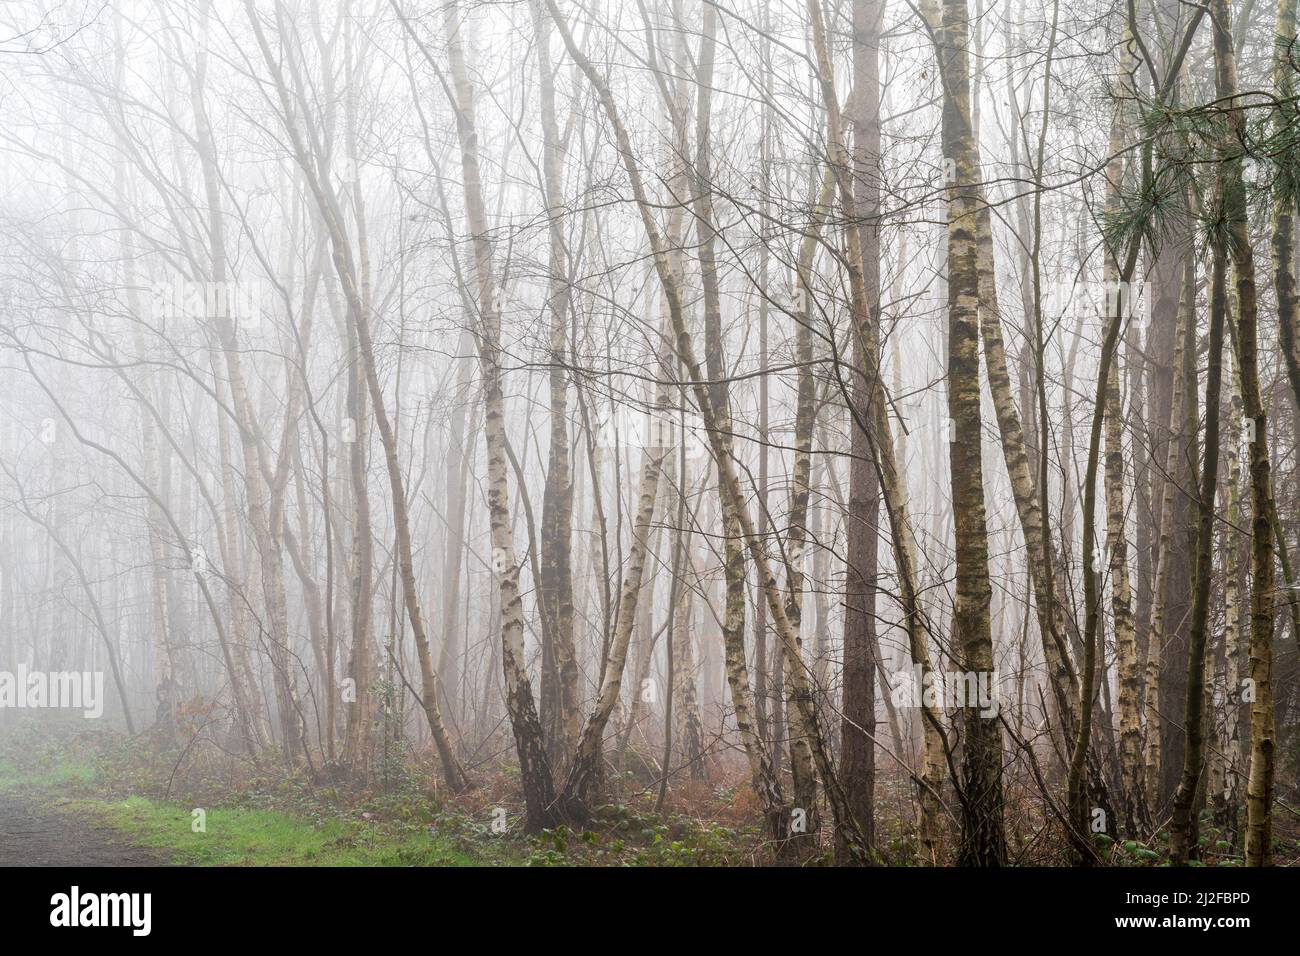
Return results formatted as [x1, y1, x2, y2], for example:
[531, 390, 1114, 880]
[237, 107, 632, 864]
[0, 728, 524, 866]
[0, 752, 98, 792]
[72, 795, 507, 866]
[0, 725, 761, 866]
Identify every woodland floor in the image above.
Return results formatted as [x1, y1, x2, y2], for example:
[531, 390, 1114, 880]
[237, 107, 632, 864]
[0, 790, 171, 866]
[0, 718, 769, 866]
[1, 718, 1294, 866]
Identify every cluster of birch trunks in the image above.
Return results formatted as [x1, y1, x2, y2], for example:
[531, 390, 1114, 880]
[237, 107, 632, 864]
[0, 0, 1296, 865]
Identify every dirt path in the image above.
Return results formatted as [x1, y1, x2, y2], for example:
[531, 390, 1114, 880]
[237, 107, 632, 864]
[0, 791, 170, 866]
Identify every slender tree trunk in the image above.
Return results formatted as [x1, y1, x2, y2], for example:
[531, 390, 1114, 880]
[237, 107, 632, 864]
[1170, 220, 1228, 863]
[437, 330, 476, 708]
[837, 0, 886, 864]
[1099, 36, 1144, 838]
[342, 314, 375, 771]
[532, 0, 580, 771]
[439, 0, 553, 823]
[1273, 0, 1300, 413]
[191, 44, 305, 766]
[811, 0, 944, 861]
[1144, 278, 1193, 814]
[1216, 343, 1246, 838]
[691, 2, 788, 843]
[1210, 0, 1279, 865]
[549, 0, 873, 860]
[561, 342, 672, 815]
[244, 0, 465, 788]
[936, 0, 1006, 866]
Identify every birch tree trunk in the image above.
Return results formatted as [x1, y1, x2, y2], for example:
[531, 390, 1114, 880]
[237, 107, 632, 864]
[1209, 0, 1280, 865]
[562, 342, 671, 814]
[1273, 0, 1300, 413]
[1216, 344, 1246, 837]
[1099, 37, 1144, 837]
[691, 1, 788, 841]
[837, 0, 885, 863]
[532, 0, 580, 771]
[244, 0, 466, 789]
[440, 0, 555, 824]
[549, 0, 873, 860]
[810, 0, 944, 861]
[1143, 280, 1192, 813]
[936, 0, 1006, 865]
[342, 311, 375, 771]
[190, 36, 305, 765]
[1169, 219, 1228, 864]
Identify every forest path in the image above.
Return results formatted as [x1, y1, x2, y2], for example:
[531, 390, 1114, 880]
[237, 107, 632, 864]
[0, 791, 170, 866]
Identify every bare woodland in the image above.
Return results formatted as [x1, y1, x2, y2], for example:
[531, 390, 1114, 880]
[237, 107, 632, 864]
[0, 0, 1298, 867]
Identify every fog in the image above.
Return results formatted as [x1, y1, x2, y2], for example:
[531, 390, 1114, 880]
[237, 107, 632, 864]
[0, 0, 1295, 868]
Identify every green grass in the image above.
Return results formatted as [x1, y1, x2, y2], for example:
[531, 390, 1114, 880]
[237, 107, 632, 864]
[0, 739, 522, 866]
[0, 754, 97, 792]
[74, 796, 500, 866]
[0, 729, 755, 866]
